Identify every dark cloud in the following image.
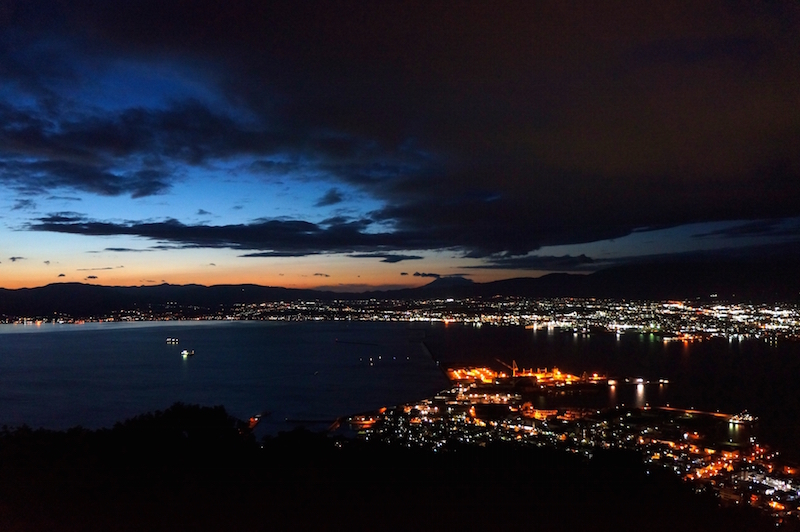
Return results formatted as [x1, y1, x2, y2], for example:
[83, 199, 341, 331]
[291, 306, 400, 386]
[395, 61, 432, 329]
[313, 273, 330, 278]
[76, 266, 114, 271]
[12, 199, 35, 210]
[615, 240, 800, 266]
[693, 218, 800, 239]
[29, 214, 448, 257]
[208, 263, 215, 266]
[46, 196, 81, 201]
[315, 188, 343, 207]
[86, 275, 98, 279]
[471, 254, 597, 272]
[197, 209, 212, 216]
[348, 253, 423, 263]
[4, 1, 800, 261]
[58, 273, 65, 277]
[249, 160, 294, 177]
[36, 212, 84, 223]
[413, 272, 440, 278]
[9, 256, 25, 262]
[319, 216, 352, 226]
[0, 95, 289, 198]
[400, 272, 408, 276]
[3, 158, 172, 198]
[103, 247, 152, 253]
[43, 260, 49, 265]
[239, 251, 320, 259]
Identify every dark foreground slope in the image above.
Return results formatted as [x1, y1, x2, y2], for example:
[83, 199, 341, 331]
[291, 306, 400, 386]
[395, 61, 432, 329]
[0, 404, 779, 532]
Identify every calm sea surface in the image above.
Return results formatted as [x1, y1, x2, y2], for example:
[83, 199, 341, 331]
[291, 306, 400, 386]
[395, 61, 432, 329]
[0, 321, 448, 435]
[1, 321, 799, 458]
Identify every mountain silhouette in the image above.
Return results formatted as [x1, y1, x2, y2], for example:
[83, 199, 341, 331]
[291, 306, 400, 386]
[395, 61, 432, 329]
[2, 258, 799, 319]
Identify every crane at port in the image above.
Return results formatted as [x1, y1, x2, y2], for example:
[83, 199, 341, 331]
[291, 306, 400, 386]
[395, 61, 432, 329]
[495, 358, 518, 377]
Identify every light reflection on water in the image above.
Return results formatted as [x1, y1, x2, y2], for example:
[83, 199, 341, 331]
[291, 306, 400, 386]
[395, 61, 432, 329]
[635, 383, 645, 408]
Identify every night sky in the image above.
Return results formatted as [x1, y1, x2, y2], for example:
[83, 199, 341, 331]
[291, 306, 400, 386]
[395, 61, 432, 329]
[2, 1, 800, 290]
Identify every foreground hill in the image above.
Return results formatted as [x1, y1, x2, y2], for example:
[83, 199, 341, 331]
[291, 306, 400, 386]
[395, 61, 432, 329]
[2, 258, 799, 318]
[0, 403, 779, 532]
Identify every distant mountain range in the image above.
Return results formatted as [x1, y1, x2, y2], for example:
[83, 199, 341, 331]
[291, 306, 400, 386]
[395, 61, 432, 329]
[2, 258, 799, 318]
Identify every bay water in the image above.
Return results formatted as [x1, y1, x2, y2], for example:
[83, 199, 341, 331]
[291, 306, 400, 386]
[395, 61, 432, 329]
[0, 320, 448, 435]
[1, 320, 799, 458]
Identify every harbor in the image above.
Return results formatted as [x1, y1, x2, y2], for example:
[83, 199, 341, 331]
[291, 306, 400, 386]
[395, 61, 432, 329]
[346, 359, 800, 527]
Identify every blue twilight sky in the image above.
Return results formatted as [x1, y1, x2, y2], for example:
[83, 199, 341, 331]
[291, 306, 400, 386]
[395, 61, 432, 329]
[2, 1, 800, 290]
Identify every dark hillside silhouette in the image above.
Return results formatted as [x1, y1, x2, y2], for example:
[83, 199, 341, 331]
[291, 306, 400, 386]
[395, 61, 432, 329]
[0, 403, 780, 531]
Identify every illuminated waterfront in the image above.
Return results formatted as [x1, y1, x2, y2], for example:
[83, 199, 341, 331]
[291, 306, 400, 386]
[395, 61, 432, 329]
[7, 297, 800, 342]
[350, 370, 796, 526]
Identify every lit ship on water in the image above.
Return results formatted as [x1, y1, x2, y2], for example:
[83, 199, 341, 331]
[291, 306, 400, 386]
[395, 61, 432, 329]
[729, 410, 758, 425]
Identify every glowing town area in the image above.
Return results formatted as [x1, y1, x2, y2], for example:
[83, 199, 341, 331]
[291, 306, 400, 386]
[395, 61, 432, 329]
[10, 297, 800, 342]
[349, 365, 799, 527]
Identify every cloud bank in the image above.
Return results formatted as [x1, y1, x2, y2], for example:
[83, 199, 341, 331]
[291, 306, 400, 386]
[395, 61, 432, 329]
[3, 1, 800, 269]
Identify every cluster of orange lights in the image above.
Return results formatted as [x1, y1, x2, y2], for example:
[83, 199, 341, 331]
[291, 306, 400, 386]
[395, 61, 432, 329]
[516, 367, 580, 384]
[447, 366, 605, 386]
[447, 367, 497, 383]
[769, 501, 787, 511]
